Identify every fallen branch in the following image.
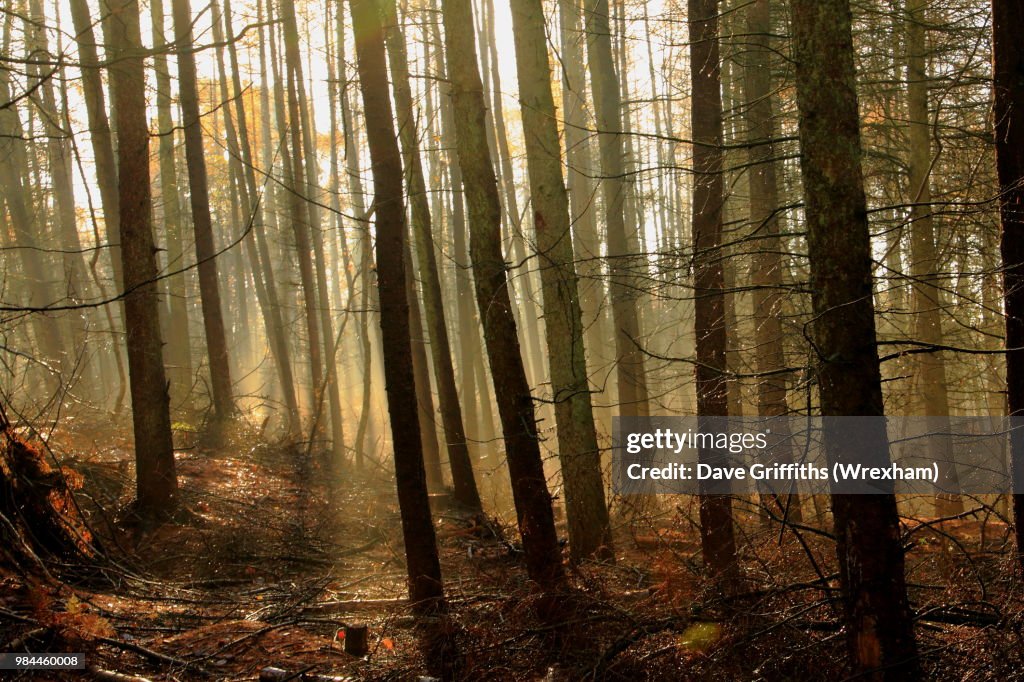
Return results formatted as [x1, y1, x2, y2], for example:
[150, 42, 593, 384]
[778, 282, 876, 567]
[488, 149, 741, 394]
[3, 626, 48, 651]
[87, 665, 153, 682]
[259, 666, 351, 682]
[97, 635, 209, 675]
[302, 598, 407, 614]
[915, 605, 1001, 627]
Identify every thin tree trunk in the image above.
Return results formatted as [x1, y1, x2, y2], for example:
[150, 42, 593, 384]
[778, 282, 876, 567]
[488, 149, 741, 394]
[742, 0, 802, 523]
[585, 0, 650, 418]
[427, 0, 497, 461]
[150, 0, 194, 411]
[688, 0, 739, 585]
[790, 0, 920, 674]
[0, 30, 64, 372]
[170, 0, 234, 422]
[339, 70, 375, 468]
[404, 240, 446, 491]
[509, 0, 613, 562]
[348, 0, 445, 610]
[222, 0, 301, 432]
[106, 0, 178, 519]
[478, 0, 546, 388]
[441, 0, 566, 589]
[384, 4, 482, 510]
[27, 0, 86, 369]
[290, 0, 348, 467]
[905, 0, 962, 516]
[558, 0, 611, 433]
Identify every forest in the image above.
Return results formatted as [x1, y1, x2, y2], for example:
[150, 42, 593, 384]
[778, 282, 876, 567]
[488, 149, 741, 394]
[1, 0, 1023, 678]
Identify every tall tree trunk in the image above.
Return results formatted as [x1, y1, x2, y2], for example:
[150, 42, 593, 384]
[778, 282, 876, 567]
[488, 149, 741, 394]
[254, 0, 301, 433]
[441, 0, 566, 589]
[993, 0, 1024, 572]
[688, 0, 739, 584]
[28, 0, 87, 369]
[150, 0, 194, 412]
[742, 0, 802, 523]
[68, 0, 129, 412]
[404, 240, 446, 491]
[266, 0, 324, 429]
[558, 0, 612, 434]
[905, 0, 962, 516]
[426, 2, 497, 463]
[348, 0, 445, 610]
[383, 4, 482, 510]
[338, 61, 377, 467]
[170, 0, 235, 422]
[0, 38, 64, 373]
[288, 0, 348, 468]
[222, 0, 301, 432]
[509, 0, 613, 562]
[585, 0, 650, 418]
[477, 0, 546, 388]
[107, 0, 178, 519]
[790, 0, 920, 675]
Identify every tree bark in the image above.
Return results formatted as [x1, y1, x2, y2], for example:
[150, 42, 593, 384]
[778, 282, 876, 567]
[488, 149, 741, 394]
[348, 0, 445, 610]
[585, 0, 650, 418]
[993, 0, 1024, 572]
[170, 0, 235, 422]
[905, 0, 962, 516]
[383, 4, 483, 510]
[106, 0, 178, 519]
[288, 0, 349, 468]
[688, 0, 739, 584]
[790, 0, 920, 675]
[426, 2, 497, 463]
[558, 0, 612, 434]
[509, 0, 613, 562]
[742, 0, 802, 523]
[441, 0, 566, 588]
[149, 0, 195, 412]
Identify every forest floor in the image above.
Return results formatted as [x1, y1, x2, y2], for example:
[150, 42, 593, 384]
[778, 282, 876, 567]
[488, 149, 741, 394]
[3, 422, 1024, 680]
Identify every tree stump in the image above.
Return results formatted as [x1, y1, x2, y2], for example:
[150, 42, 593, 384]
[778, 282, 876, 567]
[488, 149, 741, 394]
[344, 625, 369, 657]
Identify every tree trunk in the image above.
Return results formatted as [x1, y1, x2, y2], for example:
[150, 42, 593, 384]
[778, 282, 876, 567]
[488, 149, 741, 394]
[170, 0, 235, 423]
[441, 0, 566, 589]
[509, 0, 613, 562]
[348, 0, 445, 610]
[404, 240, 446, 491]
[288, 0, 348, 468]
[27, 0, 87, 371]
[585, 0, 650, 418]
[742, 0, 802, 523]
[106, 0, 178, 519]
[558, 0, 612, 434]
[479, 0, 546, 389]
[222, 0, 301, 432]
[790, 0, 920, 675]
[427, 2, 497, 463]
[383, 5, 483, 510]
[150, 0, 194, 412]
[993, 0, 1024, 572]
[688, 0, 739, 585]
[0, 59, 64, 373]
[905, 0, 962, 517]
